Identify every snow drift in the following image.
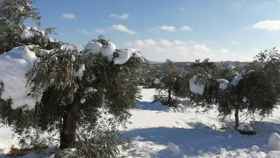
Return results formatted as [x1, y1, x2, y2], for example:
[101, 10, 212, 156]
[189, 75, 205, 95]
[0, 46, 37, 109]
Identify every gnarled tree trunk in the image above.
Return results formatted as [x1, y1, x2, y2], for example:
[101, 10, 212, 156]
[234, 106, 239, 130]
[167, 89, 172, 105]
[60, 102, 80, 149]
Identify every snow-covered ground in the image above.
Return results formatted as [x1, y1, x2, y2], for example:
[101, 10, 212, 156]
[119, 88, 280, 158]
[1, 88, 280, 157]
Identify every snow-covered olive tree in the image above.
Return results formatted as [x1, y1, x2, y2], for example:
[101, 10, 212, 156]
[0, 36, 143, 157]
[30, 36, 142, 148]
[183, 59, 244, 129]
[188, 59, 219, 106]
[236, 49, 280, 124]
[188, 52, 280, 133]
[217, 67, 278, 133]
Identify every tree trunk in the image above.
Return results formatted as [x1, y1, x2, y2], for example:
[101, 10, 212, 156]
[60, 102, 80, 149]
[234, 107, 239, 130]
[167, 88, 172, 106]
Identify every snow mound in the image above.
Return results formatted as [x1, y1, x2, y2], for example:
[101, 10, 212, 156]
[3, 46, 37, 64]
[101, 41, 116, 60]
[75, 64, 86, 79]
[189, 75, 205, 95]
[269, 133, 280, 151]
[211, 147, 267, 158]
[84, 40, 116, 60]
[217, 79, 229, 90]
[267, 151, 280, 158]
[153, 78, 160, 85]
[237, 123, 254, 132]
[61, 44, 79, 52]
[113, 49, 132, 65]
[139, 87, 158, 102]
[113, 48, 142, 65]
[0, 46, 37, 109]
[21, 27, 46, 40]
[84, 40, 103, 55]
[164, 143, 182, 156]
[84, 38, 143, 65]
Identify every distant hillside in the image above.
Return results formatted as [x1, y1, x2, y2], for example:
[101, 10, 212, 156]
[145, 60, 250, 73]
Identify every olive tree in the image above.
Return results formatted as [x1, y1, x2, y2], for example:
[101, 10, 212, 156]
[0, 37, 143, 157]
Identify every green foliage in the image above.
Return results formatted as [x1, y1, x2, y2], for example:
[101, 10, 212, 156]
[188, 59, 219, 106]
[0, 37, 142, 158]
[140, 63, 161, 88]
[0, 82, 36, 134]
[190, 59, 218, 79]
[0, 0, 40, 25]
[156, 60, 179, 106]
[216, 67, 278, 130]
[235, 48, 280, 117]
[255, 48, 280, 94]
[173, 74, 190, 98]
[238, 70, 277, 116]
[160, 60, 178, 90]
[0, 0, 39, 52]
[216, 64, 239, 81]
[75, 114, 122, 158]
[0, 39, 142, 157]
[184, 56, 280, 130]
[0, 1, 137, 156]
[0, 0, 56, 53]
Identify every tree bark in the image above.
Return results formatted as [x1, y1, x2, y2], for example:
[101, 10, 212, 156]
[60, 102, 80, 149]
[234, 107, 239, 130]
[167, 88, 172, 106]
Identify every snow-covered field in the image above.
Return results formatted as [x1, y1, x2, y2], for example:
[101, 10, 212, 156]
[1, 88, 280, 157]
[119, 88, 280, 158]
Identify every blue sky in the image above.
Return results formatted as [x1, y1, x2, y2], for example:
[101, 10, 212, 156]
[34, 0, 280, 62]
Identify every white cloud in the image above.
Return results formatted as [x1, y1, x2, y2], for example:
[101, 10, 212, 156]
[61, 13, 77, 20]
[180, 25, 192, 31]
[159, 25, 192, 32]
[80, 25, 135, 36]
[110, 13, 129, 20]
[126, 39, 251, 62]
[160, 25, 177, 32]
[112, 24, 136, 35]
[253, 20, 280, 31]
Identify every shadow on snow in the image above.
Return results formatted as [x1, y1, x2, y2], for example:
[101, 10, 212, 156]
[135, 101, 169, 112]
[122, 121, 280, 157]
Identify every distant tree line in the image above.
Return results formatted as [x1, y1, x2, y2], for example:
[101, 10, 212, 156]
[150, 52, 280, 134]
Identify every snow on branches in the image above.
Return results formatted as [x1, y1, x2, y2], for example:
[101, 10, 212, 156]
[84, 36, 143, 65]
[0, 46, 37, 108]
